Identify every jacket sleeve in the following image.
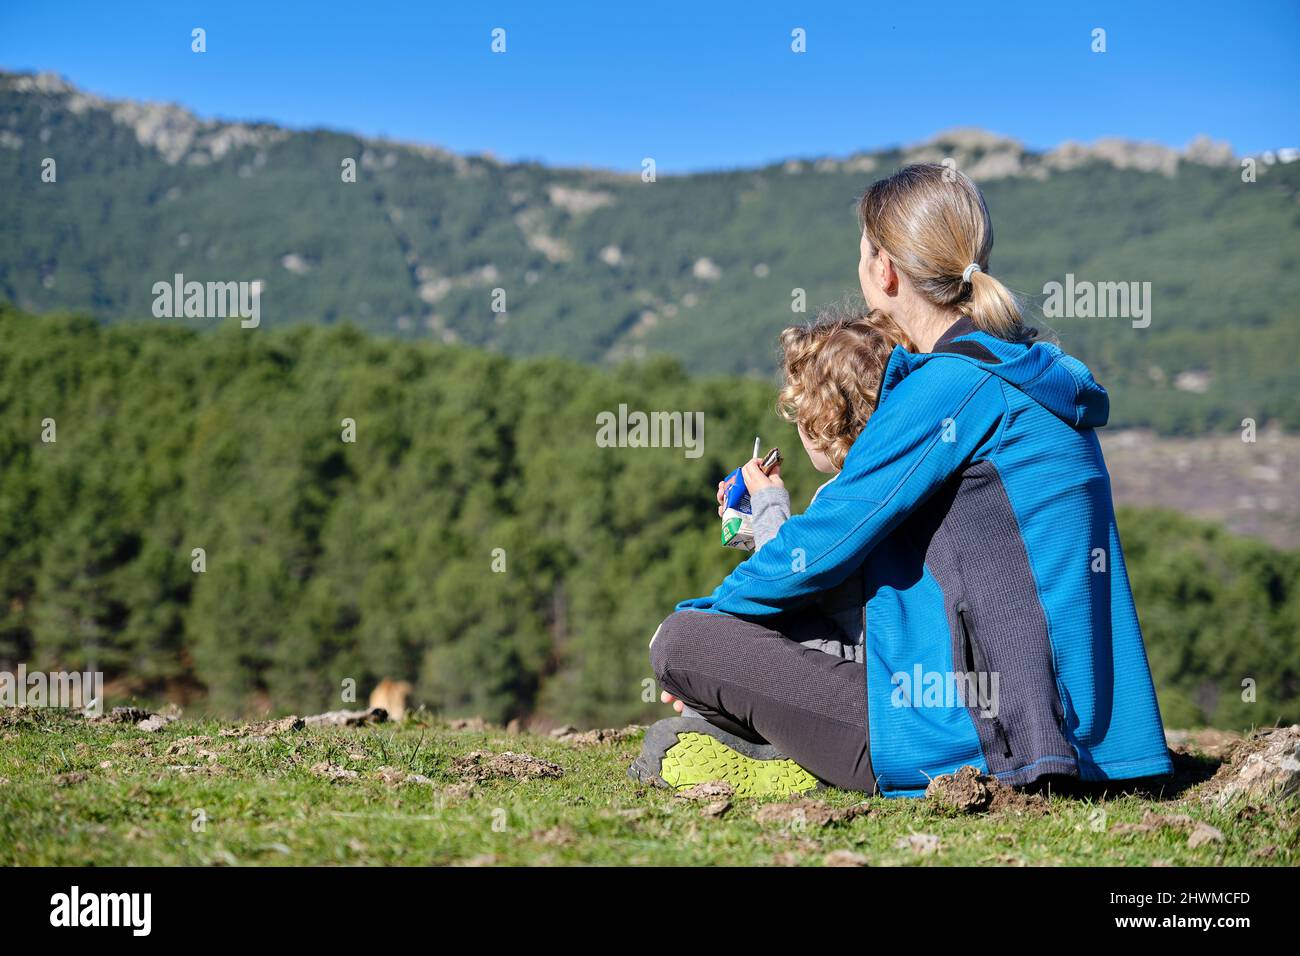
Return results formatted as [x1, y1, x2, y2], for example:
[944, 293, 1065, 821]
[676, 361, 1005, 619]
[749, 486, 792, 550]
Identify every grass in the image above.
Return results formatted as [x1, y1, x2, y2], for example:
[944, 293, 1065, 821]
[0, 708, 1295, 867]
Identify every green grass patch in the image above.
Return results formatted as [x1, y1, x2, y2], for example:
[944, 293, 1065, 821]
[0, 709, 1294, 866]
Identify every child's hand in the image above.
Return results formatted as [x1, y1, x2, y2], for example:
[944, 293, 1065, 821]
[716, 477, 731, 517]
[741, 457, 783, 494]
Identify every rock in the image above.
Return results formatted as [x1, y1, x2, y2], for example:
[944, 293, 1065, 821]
[137, 713, 178, 733]
[303, 707, 387, 728]
[692, 258, 721, 281]
[545, 184, 614, 215]
[1183, 134, 1236, 167]
[1203, 725, 1300, 807]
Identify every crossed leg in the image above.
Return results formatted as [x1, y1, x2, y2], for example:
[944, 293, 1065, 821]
[649, 609, 875, 793]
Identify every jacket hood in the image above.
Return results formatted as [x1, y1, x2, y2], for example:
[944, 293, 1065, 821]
[879, 319, 1110, 429]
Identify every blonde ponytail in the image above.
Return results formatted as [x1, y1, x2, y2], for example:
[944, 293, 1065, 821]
[857, 163, 1029, 341]
[960, 268, 1024, 339]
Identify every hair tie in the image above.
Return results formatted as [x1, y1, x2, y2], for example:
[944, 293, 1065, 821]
[961, 263, 982, 283]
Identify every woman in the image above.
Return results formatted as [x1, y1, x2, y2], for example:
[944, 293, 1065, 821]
[630, 163, 1173, 799]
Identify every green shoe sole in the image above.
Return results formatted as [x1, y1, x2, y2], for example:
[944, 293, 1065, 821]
[629, 717, 821, 798]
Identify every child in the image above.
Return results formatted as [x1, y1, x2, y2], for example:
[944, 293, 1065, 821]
[718, 303, 915, 661]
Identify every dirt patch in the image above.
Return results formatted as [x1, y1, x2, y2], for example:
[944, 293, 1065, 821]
[53, 771, 89, 786]
[1108, 811, 1225, 848]
[163, 763, 227, 777]
[163, 735, 220, 757]
[374, 766, 431, 786]
[1111, 810, 1195, 835]
[303, 707, 388, 728]
[895, 832, 942, 855]
[824, 849, 871, 866]
[550, 725, 643, 747]
[673, 782, 735, 818]
[753, 799, 869, 828]
[699, 799, 731, 818]
[94, 707, 154, 724]
[1165, 728, 1243, 759]
[532, 825, 577, 846]
[450, 750, 563, 782]
[1187, 821, 1225, 847]
[309, 761, 359, 781]
[219, 716, 305, 739]
[674, 781, 733, 801]
[86, 706, 178, 733]
[1195, 725, 1300, 807]
[925, 765, 1050, 815]
[137, 714, 178, 732]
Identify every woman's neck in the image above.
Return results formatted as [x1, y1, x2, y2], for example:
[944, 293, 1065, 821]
[900, 306, 961, 353]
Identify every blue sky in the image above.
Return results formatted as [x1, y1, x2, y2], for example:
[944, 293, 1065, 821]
[1, 0, 1296, 172]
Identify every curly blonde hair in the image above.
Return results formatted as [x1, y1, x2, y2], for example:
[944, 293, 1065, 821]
[777, 305, 914, 470]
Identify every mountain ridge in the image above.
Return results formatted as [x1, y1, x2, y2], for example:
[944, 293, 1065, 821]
[2, 69, 1264, 177]
[3, 68, 1298, 435]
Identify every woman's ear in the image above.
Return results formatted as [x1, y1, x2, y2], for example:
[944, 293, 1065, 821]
[876, 250, 899, 297]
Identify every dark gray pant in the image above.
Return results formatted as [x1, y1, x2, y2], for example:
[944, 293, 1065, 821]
[649, 609, 875, 793]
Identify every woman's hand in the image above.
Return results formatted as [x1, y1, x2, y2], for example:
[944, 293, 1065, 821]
[661, 690, 685, 714]
[741, 457, 783, 495]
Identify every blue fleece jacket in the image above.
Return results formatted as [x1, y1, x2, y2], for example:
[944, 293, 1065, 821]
[677, 320, 1173, 797]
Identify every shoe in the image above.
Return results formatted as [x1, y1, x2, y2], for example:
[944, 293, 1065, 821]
[627, 717, 821, 797]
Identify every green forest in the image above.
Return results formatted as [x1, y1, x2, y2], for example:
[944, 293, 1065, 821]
[3, 70, 1300, 436]
[1, 306, 1296, 731]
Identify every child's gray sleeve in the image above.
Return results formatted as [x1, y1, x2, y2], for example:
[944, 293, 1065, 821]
[750, 486, 792, 551]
